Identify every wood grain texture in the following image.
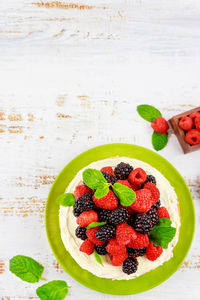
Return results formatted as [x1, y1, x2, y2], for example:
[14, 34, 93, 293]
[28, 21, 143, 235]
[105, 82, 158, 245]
[0, 0, 200, 299]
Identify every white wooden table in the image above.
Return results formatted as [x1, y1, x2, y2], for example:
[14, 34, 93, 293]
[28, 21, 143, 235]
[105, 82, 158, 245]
[0, 0, 200, 299]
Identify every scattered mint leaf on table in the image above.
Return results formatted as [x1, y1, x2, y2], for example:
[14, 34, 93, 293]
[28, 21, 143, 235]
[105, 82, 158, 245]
[137, 105, 162, 122]
[112, 182, 136, 206]
[9, 255, 45, 283]
[93, 249, 103, 266]
[149, 218, 176, 249]
[56, 193, 75, 207]
[36, 280, 70, 300]
[86, 221, 107, 229]
[152, 131, 168, 151]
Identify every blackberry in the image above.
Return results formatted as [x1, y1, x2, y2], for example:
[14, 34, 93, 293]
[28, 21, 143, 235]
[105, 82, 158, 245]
[127, 247, 146, 258]
[108, 207, 129, 225]
[110, 176, 118, 185]
[98, 209, 111, 222]
[95, 242, 108, 255]
[152, 199, 161, 210]
[95, 224, 116, 241]
[73, 193, 94, 217]
[122, 257, 138, 274]
[146, 207, 159, 227]
[75, 226, 87, 240]
[101, 171, 112, 183]
[145, 175, 156, 186]
[114, 162, 133, 180]
[127, 214, 134, 226]
[133, 213, 152, 234]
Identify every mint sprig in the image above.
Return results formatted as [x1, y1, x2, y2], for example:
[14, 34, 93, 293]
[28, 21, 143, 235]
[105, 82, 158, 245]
[112, 182, 136, 206]
[137, 105, 162, 122]
[152, 131, 168, 151]
[93, 249, 103, 266]
[56, 193, 75, 207]
[36, 280, 70, 300]
[86, 221, 107, 229]
[149, 218, 176, 249]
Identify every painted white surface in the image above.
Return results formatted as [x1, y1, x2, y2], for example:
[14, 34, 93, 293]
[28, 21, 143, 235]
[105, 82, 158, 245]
[0, 0, 200, 299]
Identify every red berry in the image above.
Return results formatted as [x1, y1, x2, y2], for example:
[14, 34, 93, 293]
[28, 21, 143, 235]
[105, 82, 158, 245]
[146, 241, 163, 261]
[151, 117, 169, 134]
[100, 166, 113, 177]
[116, 223, 137, 246]
[144, 182, 160, 205]
[127, 232, 149, 249]
[74, 184, 92, 200]
[157, 207, 170, 219]
[179, 116, 193, 131]
[109, 251, 128, 266]
[86, 227, 104, 245]
[130, 188, 152, 213]
[93, 190, 118, 210]
[185, 129, 200, 145]
[128, 168, 147, 185]
[80, 239, 94, 255]
[117, 180, 139, 191]
[189, 111, 200, 119]
[195, 116, 200, 131]
[76, 210, 98, 227]
[106, 238, 127, 254]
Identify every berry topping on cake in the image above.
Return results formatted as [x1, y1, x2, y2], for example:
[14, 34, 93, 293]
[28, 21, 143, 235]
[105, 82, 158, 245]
[117, 179, 138, 191]
[122, 257, 138, 274]
[144, 182, 160, 205]
[114, 162, 133, 180]
[94, 242, 108, 255]
[152, 199, 161, 210]
[73, 193, 94, 217]
[144, 174, 156, 186]
[128, 168, 147, 185]
[127, 232, 149, 249]
[93, 190, 118, 210]
[75, 226, 87, 240]
[116, 223, 137, 246]
[133, 213, 153, 234]
[100, 166, 113, 177]
[95, 224, 116, 241]
[86, 227, 105, 245]
[76, 210, 98, 227]
[146, 207, 159, 227]
[106, 238, 127, 255]
[146, 241, 163, 261]
[127, 247, 146, 258]
[80, 239, 94, 255]
[97, 209, 111, 222]
[108, 207, 129, 225]
[131, 189, 152, 213]
[109, 251, 128, 266]
[74, 184, 92, 200]
[157, 207, 170, 219]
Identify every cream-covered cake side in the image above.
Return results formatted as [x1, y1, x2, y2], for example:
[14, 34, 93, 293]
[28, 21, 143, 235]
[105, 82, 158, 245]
[59, 157, 180, 280]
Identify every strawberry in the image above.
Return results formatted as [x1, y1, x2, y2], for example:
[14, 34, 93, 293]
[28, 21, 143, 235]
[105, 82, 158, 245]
[151, 117, 169, 134]
[144, 182, 160, 205]
[185, 129, 200, 145]
[157, 207, 170, 219]
[76, 210, 98, 227]
[189, 111, 200, 119]
[74, 184, 92, 199]
[195, 116, 200, 131]
[116, 223, 137, 246]
[109, 251, 128, 266]
[127, 232, 149, 249]
[179, 116, 193, 131]
[130, 188, 152, 213]
[146, 241, 163, 261]
[106, 238, 127, 254]
[117, 180, 139, 191]
[93, 190, 118, 210]
[128, 168, 147, 185]
[86, 227, 104, 245]
[80, 239, 94, 255]
[100, 166, 113, 177]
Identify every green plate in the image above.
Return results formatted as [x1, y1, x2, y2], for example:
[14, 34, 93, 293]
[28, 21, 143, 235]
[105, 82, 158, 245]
[45, 143, 195, 295]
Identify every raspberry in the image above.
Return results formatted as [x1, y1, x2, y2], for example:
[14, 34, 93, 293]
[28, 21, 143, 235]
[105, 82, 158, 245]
[133, 213, 152, 234]
[185, 129, 200, 145]
[146, 241, 163, 261]
[189, 111, 200, 119]
[74, 185, 92, 200]
[146, 207, 159, 227]
[157, 207, 170, 219]
[117, 180, 139, 191]
[98, 209, 111, 222]
[93, 190, 118, 210]
[116, 223, 137, 246]
[144, 175, 156, 186]
[109, 251, 128, 266]
[179, 116, 193, 131]
[144, 182, 160, 205]
[108, 207, 129, 225]
[75, 226, 87, 240]
[73, 193, 94, 217]
[86, 227, 105, 245]
[122, 257, 138, 274]
[128, 168, 147, 185]
[100, 166, 113, 177]
[80, 239, 94, 255]
[195, 116, 200, 131]
[152, 199, 161, 210]
[114, 162, 133, 180]
[94, 242, 108, 255]
[151, 117, 169, 134]
[130, 188, 152, 213]
[95, 224, 116, 241]
[76, 210, 98, 227]
[106, 238, 127, 255]
[127, 247, 146, 258]
[127, 232, 149, 249]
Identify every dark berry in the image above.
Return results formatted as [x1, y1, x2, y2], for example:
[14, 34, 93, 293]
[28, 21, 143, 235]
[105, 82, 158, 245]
[95, 224, 116, 241]
[146, 207, 159, 227]
[95, 242, 108, 255]
[145, 175, 156, 185]
[75, 226, 87, 240]
[73, 193, 94, 217]
[101, 171, 112, 183]
[110, 176, 118, 185]
[114, 162, 133, 180]
[152, 199, 161, 210]
[127, 214, 135, 226]
[108, 207, 128, 225]
[98, 209, 111, 222]
[127, 247, 146, 258]
[133, 213, 152, 234]
[122, 257, 138, 274]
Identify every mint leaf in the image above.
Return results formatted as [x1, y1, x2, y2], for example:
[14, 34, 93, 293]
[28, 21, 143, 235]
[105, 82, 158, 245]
[86, 221, 107, 229]
[83, 169, 107, 189]
[137, 105, 162, 122]
[149, 218, 176, 249]
[56, 193, 75, 207]
[94, 183, 109, 199]
[152, 131, 168, 151]
[9, 255, 45, 283]
[94, 249, 103, 266]
[112, 183, 136, 206]
[36, 280, 69, 300]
